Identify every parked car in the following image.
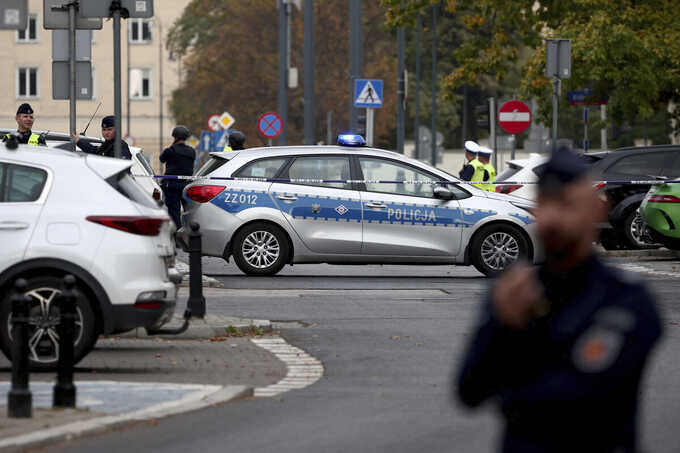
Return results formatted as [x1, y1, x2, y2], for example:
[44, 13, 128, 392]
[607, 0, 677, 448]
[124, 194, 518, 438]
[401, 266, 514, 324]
[178, 135, 543, 277]
[0, 128, 164, 202]
[495, 154, 548, 200]
[640, 181, 680, 250]
[0, 141, 180, 369]
[589, 145, 680, 249]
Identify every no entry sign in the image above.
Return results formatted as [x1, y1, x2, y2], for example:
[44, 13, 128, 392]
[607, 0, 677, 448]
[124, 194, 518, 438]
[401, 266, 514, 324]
[258, 112, 283, 139]
[498, 100, 531, 134]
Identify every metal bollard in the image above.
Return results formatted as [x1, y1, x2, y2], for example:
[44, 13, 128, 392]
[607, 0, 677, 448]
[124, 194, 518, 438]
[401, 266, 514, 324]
[187, 222, 206, 318]
[53, 275, 77, 408]
[8, 279, 32, 418]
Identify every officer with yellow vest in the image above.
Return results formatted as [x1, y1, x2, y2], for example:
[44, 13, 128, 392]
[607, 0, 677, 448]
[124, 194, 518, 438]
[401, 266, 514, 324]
[3, 103, 46, 146]
[477, 146, 496, 192]
[222, 130, 246, 152]
[459, 140, 486, 189]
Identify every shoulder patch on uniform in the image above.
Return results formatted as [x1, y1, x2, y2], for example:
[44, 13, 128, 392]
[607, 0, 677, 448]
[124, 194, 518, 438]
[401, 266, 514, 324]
[572, 326, 624, 373]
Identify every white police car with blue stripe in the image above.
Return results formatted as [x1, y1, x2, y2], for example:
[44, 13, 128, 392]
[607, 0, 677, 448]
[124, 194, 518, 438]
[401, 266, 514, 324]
[178, 135, 543, 276]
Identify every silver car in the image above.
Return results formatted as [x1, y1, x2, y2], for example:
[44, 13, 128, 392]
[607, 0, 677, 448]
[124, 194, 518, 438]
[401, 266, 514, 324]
[178, 139, 543, 276]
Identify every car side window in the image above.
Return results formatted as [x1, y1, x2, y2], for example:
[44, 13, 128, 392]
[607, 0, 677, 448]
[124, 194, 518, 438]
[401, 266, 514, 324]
[0, 163, 48, 203]
[286, 156, 351, 190]
[235, 158, 288, 179]
[359, 157, 447, 198]
[606, 152, 670, 177]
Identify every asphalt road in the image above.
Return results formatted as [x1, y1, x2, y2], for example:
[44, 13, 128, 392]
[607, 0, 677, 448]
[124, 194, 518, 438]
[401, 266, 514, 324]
[43, 257, 680, 453]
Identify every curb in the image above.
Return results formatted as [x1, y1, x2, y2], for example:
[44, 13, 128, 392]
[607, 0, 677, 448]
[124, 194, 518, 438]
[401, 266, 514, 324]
[599, 248, 680, 258]
[0, 384, 252, 452]
[115, 314, 272, 340]
[175, 261, 223, 288]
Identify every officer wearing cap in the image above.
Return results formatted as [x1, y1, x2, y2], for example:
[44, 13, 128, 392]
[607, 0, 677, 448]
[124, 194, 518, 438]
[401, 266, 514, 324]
[222, 130, 246, 152]
[456, 147, 662, 453]
[71, 115, 132, 159]
[160, 125, 196, 228]
[3, 103, 46, 146]
[477, 147, 496, 192]
[459, 140, 487, 189]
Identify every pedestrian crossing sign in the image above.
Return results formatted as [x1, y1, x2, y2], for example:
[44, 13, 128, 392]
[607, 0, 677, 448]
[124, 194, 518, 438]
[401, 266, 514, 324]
[354, 79, 383, 108]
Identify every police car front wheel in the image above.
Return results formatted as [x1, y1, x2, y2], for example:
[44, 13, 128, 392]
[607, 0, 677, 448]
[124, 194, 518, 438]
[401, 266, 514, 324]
[470, 224, 528, 277]
[232, 223, 290, 276]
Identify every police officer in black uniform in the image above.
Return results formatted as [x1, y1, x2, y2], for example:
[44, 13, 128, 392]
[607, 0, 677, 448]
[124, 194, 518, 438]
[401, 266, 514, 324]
[160, 125, 196, 228]
[456, 147, 662, 453]
[228, 130, 246, 150]
[3, 103, 46, 145]
[72, 115, 132, 159]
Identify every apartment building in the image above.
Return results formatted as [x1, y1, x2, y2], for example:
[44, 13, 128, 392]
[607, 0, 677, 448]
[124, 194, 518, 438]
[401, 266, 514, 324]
[0, 0, 191, 168]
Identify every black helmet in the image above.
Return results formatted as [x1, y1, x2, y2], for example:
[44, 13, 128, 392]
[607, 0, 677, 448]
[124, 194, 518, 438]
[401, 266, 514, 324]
[172, 125, 190, 141]
[228, 130, 246, 150]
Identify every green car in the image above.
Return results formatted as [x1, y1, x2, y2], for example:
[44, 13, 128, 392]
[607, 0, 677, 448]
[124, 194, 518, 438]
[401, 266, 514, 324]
[640, 182, 680, 250]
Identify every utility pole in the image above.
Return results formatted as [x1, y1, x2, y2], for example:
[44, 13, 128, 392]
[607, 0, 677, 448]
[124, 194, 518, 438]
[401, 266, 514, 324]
[349, 0, 362, 133]
[278, 0, 289, 145]
[68, 2, 76, 145]
[112, 1, 122, 158]
[159, 19, 163, 154]
[396, 18, 405, 153]
[430, 4, 437, 166]
[414, 13, 421, 160]
[126, 20, 131, 137]
[303, 0, 315, 145]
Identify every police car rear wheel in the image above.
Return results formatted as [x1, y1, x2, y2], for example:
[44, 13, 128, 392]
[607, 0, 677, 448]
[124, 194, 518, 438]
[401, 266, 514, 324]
[232, 223, 289, 276]
[471, 224, 528, 277]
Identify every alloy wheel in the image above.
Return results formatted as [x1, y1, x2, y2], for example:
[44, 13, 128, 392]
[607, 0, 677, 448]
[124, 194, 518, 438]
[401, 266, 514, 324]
[242, 231, 281, 269]
[480, 232, 520, 271]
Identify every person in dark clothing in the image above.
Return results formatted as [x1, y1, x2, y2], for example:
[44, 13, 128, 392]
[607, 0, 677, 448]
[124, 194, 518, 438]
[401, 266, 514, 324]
[160, 125, 196, 228]
[71, 115, 131, 159]
[3, 103, 46, 145]
[228, 130, 246, 150]
[456, 147, 662, 453]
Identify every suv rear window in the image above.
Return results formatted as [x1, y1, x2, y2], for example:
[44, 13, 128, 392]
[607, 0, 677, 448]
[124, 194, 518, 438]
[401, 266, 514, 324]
[497, 163, 523, 181]
[107, 171, 157, 208]
[0, 162, 48, 202]
[196, 157, 228, 177]
[605, 152, 670, 177]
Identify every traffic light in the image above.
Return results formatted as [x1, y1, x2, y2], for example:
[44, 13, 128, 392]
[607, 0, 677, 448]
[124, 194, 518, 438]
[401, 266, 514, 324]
[475, 104, 489, 129]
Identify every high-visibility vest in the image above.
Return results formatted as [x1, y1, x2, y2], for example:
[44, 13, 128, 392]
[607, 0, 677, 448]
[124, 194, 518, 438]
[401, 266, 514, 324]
[4, 132, 41, 146]
[482, 162, 496, 192]
[469, 159, 486, 189]
[223, 145, 233, 152]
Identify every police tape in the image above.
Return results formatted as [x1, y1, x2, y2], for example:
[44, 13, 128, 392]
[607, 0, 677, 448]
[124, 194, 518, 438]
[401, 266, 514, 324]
[131, 174, 680, 186]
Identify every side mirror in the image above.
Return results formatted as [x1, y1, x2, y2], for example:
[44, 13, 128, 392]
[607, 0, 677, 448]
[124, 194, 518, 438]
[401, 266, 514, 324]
[433, 186, 454, 200]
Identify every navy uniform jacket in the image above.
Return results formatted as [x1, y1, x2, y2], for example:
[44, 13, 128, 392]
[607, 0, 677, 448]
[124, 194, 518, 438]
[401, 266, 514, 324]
[77, 138, 131, 160]
[456, 255, 662, 453]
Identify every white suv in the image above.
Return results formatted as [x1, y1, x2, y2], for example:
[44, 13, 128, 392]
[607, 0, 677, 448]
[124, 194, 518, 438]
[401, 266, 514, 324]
[0, 142, 179, 368]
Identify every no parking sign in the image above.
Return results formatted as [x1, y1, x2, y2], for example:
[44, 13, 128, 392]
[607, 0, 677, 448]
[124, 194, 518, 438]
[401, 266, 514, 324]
[257, 112, 283, 139]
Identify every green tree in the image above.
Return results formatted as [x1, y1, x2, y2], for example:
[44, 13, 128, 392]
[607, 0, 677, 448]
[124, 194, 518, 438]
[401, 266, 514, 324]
[383, 0, 680, 135]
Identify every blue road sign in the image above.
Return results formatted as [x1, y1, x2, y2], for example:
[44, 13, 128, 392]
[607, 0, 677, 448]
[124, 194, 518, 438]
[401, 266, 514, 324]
[200, 131, 213, 154]
[354, 79, 383, 108]
[213, 130, 228, 152]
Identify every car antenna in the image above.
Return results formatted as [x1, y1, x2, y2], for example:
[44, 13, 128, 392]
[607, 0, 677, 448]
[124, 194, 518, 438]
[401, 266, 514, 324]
[81, 102, 102, 135]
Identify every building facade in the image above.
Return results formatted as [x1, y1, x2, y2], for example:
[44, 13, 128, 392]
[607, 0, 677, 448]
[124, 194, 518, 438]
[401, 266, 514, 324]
[0, 0, 191, 169]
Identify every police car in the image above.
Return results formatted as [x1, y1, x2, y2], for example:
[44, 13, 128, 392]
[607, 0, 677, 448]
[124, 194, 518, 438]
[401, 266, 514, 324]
[178, 135, 543, 276]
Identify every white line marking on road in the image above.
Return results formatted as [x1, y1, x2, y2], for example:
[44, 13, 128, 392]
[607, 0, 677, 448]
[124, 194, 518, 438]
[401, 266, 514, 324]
[616, 263, 680, 278]
[252, 336, 324, 398]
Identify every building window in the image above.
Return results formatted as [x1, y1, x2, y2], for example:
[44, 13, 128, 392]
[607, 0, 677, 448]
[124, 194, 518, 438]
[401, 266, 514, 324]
[16, 14, 38, 43]
[17, 67, 39, 98]
[130, 68, 152, 99]
[129, 19, 152, 43]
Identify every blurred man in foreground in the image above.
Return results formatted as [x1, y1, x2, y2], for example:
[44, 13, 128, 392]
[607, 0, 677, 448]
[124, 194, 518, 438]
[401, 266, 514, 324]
[456, 147, 662, 453]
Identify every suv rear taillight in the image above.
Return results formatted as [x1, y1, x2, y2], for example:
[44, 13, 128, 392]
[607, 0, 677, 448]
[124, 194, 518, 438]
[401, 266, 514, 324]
[86, 216, 168, 236]
[496, 184, 522, 194]
[593, 183, 606, 191]
[186, 185, 225, 203]
[648, 195, 680, 203]
[152, 188, 162, 201]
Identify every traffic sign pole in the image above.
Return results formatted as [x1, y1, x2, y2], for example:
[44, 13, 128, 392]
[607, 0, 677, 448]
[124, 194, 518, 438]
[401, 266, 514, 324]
[366, 108, 374, 147]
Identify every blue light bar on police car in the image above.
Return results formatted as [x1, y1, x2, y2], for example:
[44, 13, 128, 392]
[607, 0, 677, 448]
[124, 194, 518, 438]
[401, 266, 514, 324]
[337, 134, 366, 147]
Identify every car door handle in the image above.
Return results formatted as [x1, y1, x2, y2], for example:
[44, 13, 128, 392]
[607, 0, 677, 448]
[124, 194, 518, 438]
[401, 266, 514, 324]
[276, 195, 298, 202]
[365, 202, 388, 209]
[0, 221, 29, 230]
